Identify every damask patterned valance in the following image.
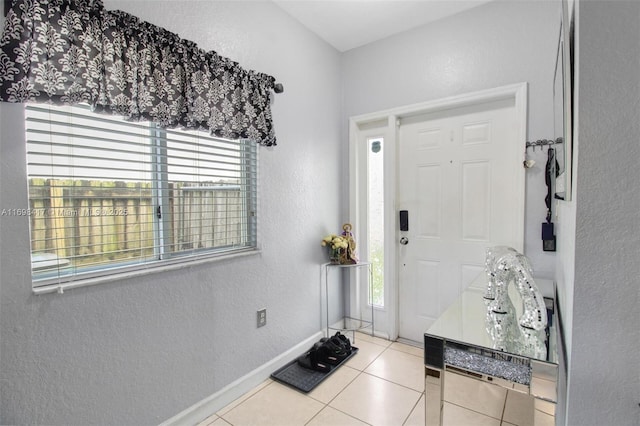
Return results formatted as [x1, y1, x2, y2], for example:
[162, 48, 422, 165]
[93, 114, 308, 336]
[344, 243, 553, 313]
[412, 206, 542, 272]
[0, 0, 279, 146]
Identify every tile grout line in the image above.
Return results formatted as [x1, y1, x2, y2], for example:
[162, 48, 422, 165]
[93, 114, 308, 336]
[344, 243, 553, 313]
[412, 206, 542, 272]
[445, 400, 505, 423]
[336, 342, 423, 425]
[360, 370, 425, 395]
[217, 380, 277, 425]
[500, 390, 509, 424]
[361, 344, 426, 394]
[305, 337, 391, 425]
[219, 338, 375, 425]
[216, 336, 425, 426]
[322, 341, 423, 424]
[401, 391, 425, 426]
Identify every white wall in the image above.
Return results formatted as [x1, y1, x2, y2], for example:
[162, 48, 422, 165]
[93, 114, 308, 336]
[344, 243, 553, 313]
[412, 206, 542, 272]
[341, 0, 560, 278]
[562, 1, 640, 424]
[0, 1, 343, 424]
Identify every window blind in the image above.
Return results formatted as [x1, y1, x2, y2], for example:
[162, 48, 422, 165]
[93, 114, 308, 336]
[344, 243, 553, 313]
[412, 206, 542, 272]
[25, 104, 258, 287]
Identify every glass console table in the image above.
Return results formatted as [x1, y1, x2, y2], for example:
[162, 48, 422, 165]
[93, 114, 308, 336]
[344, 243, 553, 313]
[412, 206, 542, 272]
[424, 273, 560, 425]
[322, 262, 374, 342]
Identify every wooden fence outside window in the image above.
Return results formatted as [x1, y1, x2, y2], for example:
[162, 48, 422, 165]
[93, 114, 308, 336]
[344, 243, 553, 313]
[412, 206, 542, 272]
[28, 179, 244, 270]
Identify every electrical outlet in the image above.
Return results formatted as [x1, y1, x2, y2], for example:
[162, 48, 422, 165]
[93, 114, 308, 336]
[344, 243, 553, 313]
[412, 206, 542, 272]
[257, 308, 267, 328]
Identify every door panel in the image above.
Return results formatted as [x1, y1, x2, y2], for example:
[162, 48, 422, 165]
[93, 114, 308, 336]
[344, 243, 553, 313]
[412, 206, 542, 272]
[398, 98, 522, 342]
[417, 165, 441, 237]
[461, 161, 490, 240]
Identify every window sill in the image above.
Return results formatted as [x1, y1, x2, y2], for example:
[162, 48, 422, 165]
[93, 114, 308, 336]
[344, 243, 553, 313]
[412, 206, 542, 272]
[32, 249, 261, 295]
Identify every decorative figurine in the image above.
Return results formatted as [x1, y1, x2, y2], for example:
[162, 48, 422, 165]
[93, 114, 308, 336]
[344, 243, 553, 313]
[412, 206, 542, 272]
[340, 223, 358, 265]
[485, 248, 547, 330]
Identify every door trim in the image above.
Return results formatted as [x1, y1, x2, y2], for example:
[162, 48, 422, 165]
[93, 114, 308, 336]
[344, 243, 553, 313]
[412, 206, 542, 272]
[349, 82, 527, 342]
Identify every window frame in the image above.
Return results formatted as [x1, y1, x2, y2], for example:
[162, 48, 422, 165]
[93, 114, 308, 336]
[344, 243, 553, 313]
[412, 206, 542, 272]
[25, 104, 260, 294]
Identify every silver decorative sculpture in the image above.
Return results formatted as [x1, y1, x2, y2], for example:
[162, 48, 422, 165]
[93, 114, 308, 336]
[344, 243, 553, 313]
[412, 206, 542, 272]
[483, 246, 517, 301]
[483, 246, 548, 358]
[485, 304, 547, 359]
[484, 247, 547, 330]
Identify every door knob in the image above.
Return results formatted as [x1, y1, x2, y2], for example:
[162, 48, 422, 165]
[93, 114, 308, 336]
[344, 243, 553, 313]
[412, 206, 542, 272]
[400, 237, 409, 245]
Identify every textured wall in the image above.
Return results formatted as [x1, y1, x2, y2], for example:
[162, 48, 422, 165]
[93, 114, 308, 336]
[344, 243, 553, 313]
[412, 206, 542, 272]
[564, 1, 640, 424]
[341, 0, 560, 278]
[0, 1, 342, 424]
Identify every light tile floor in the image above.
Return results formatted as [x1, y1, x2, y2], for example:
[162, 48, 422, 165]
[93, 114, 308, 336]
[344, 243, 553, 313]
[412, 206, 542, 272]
[196, 332, 552, 426]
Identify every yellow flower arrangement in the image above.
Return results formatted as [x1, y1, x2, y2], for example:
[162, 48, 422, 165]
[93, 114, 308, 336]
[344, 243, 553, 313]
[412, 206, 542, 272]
[321, 234, 349, 251]
[321, 223, 358, 264]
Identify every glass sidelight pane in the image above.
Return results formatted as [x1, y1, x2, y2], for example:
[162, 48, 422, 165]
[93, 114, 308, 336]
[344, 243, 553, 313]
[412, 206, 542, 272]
[368, 137, 384, 307]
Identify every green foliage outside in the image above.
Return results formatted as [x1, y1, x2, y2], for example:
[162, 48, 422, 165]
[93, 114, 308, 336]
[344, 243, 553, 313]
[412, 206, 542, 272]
[370, 242, 384, 307]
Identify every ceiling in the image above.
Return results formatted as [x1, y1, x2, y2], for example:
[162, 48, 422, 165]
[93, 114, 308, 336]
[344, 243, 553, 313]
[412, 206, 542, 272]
[271, 0, 494, 52]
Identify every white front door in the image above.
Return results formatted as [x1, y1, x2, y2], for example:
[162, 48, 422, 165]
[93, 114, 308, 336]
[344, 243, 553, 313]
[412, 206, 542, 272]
[397, 97, 524, 343]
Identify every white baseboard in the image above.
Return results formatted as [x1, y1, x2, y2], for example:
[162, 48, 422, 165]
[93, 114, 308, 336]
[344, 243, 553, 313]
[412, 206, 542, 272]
[160, 331, 323, 426]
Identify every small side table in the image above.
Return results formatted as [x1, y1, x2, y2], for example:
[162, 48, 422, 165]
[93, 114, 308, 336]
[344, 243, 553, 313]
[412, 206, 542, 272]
[322, 262, 374, 342]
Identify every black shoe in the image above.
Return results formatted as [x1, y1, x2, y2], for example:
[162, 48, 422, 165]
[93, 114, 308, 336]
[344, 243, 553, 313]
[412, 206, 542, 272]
[317, 336, 351, 365]
[332, 332, 352, 352]
[297, 346, 330, 373]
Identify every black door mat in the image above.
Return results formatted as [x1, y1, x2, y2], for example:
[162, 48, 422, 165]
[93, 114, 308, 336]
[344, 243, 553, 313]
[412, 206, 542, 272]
[270, 347, 358, 393]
